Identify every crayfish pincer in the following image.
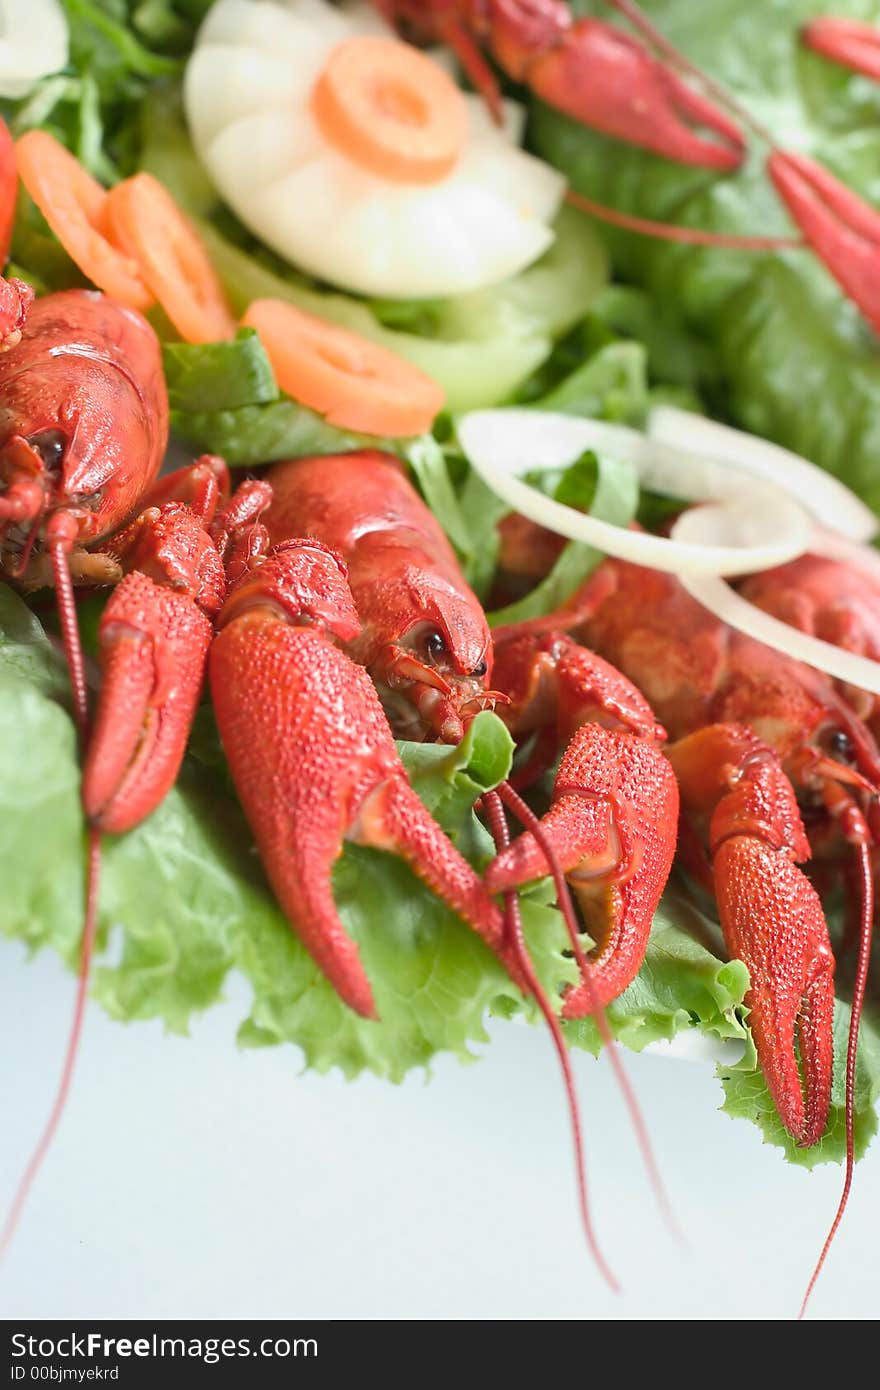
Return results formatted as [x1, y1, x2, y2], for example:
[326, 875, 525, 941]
[379, 0, 744, 169]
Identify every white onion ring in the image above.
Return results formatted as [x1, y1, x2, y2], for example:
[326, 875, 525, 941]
[672, 508, 880, 695]
[810, 527, 880, 586]
[648, 404, 878, 544]
[457, 409, 813, 577]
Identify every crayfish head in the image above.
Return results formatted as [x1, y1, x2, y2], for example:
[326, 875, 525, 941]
[371, 598, 500, 744]
[217, 538, 362, 645]
[0, 430, 102, 581]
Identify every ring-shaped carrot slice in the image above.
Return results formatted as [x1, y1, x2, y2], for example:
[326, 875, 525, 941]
[242, 297, 445, 437]
[104, 173, 236, 344]
[311, 36, 468, 184]
[15, 130, 151, 310]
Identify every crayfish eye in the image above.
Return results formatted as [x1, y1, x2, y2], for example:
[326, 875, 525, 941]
[471, 659, 488, 678]
[425, 630, 446, 660]
[828, 729, 854, 761]
[27, 429, 66, 472]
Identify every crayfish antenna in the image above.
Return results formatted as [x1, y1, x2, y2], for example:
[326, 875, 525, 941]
[0, 826, 101, 1258]
[49, 525, 90, 744]
[565, 189, 801, 250]
[493, 781, 680, 1246]
[800, 840, 875, 1319]
[480, 789, 619, 1293]
[1, 534, 101, 1258]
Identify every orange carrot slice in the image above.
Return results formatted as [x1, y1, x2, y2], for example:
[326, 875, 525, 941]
[242, 297, 445, 437]
[15, 130, 151, 310]
[311, 36, 468, 184]
[104, 173, 236, 344]
[0, 117, 18, 267]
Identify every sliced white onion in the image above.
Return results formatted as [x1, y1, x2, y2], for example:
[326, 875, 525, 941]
[0, 0, 68, 98]
[457, 409, 813, 577]
[810, 526, 880, 587]
[672, 509, 880, 694]
[648, 404, 878, 544]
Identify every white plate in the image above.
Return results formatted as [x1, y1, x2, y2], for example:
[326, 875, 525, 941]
[1, 944, 877, 1320]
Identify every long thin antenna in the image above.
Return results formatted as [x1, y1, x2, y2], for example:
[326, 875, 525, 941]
[496, 780, 680, 1242]
[50, 539, 90, 744]
[0, 827, 101, 1258]
[566, 189, 802, 249]
[481, 789, 619, 1292]
[0, 536, 101, 1257]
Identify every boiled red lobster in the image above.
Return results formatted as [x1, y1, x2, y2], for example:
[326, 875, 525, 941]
[1, 286, 872, 1305]
[258, 451, 679, 1020]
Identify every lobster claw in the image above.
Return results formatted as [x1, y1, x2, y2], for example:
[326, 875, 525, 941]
[669, 724, 836, 1146]
[802, 16, 880, 81]
[714, 836, 835, 1147]
[525, 18, 744, 170]
[210, 541, 519, 1018]
[768, 149, 880, 334]
[486, 721, 679, 1015]
[83, 570, 215, 833]
[82, 501, 228, 833]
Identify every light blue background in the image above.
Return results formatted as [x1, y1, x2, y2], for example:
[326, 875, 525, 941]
[1, 944, 877, 1320]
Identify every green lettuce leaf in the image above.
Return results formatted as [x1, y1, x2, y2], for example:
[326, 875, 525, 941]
[487, 450, 639, 625]
[162, 328, 279, 412]
[169, 396, 383, 465]
[532, 0, 880, 510]
[1, 2, 198, 182]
